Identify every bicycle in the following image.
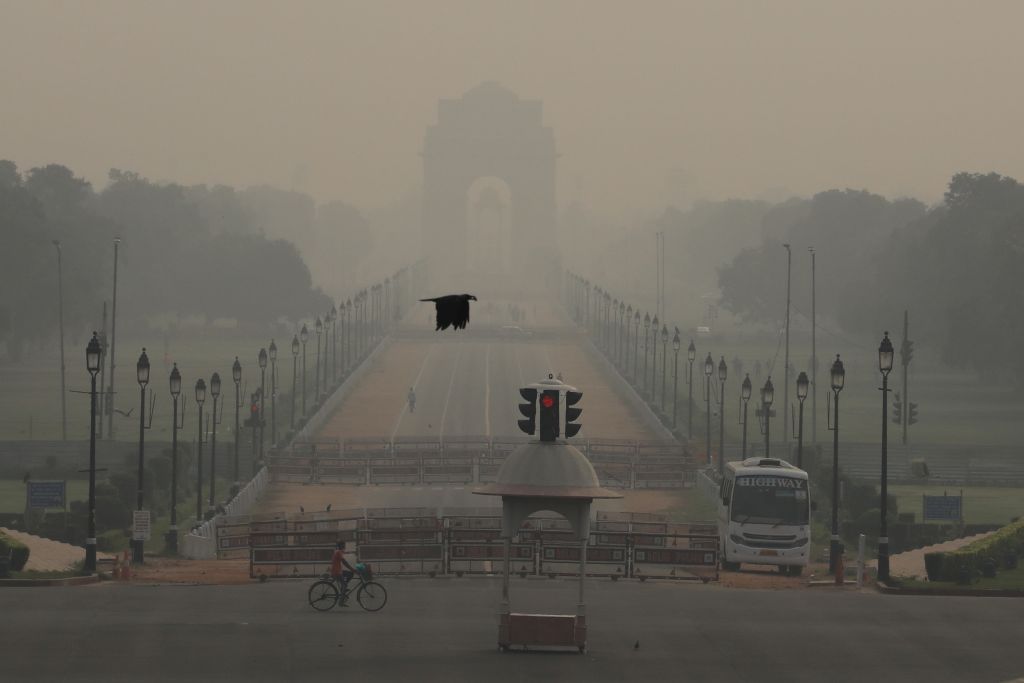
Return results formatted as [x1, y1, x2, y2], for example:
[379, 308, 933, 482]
[308, 567, 388, 612]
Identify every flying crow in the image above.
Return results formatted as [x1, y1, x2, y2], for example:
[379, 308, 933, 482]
[420, 294, 477, 331]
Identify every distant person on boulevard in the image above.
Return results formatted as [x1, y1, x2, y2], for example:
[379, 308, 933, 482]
[331, 541, 357, 605]
[407, 387, 416, 413]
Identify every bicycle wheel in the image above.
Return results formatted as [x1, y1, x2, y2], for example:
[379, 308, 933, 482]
[308, 580, 339, 611]
[356, 581, 388, 612]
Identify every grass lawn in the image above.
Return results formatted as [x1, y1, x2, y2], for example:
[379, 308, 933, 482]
[889, 484, 1024, 526]
[0, 479, 89, 515]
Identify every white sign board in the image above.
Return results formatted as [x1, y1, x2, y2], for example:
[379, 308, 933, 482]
[132, 510, 152, 541]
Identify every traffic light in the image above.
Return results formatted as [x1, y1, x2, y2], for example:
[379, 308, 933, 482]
[517, 388, 537, 436]
[538, 389, 560, 441]
[892, 391, 902, 425]
[908, 402, 919, 425]
[564, 390, 583, 438]
[901, 339, 914, 366]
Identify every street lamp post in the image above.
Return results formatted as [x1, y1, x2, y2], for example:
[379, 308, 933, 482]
[290, 336, 299, 429]
[687, 341, 696, 437]
[643, 313, 651, 395]
[268, 340, 278, 447]
[133, 348, 150, 564]
[619, 302, 626, 368]
[796, 371, 809, 468]
[167, 365, 182, 554]
[232, 358, 241, 487]
[741, 375, 752, 459]
[633, 311, 640, 382]
[194, 379, 206, 522]
[300, 324, 309, 416]
[626, 305, 633, 374]
[661, 325, 669, 412]
[704, 353, 713, 467]
[258, 347, 267, 471]
[315, 316, 323, 403]
[84, 333, 102, 573]
[650, 316, 659, 401]
[718, 357, 727, 475]
[762, 377, 775, 458]
[345, 299, 352, 373]
[878, 333, 895, 582]
[209, 372, 221, 512]
[330, 305, 337, 384]
[53, 240, 67, 440]
[672, 330, 681, 429]
[829, 355, 846, 574]
[322, 311, 330, 392]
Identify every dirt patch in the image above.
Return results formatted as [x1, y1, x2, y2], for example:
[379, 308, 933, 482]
[130, 558, 252, 585]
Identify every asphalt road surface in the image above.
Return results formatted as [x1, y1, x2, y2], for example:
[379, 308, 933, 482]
[3, 579, 1022, 682]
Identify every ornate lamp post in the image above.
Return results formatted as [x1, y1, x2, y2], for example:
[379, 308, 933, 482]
[330, 304, 338, 383]
[345, 299, 352, 373]
[878, 333, 895, 582]
[232, 357, 241, 487]
[84, 333, 102, 572]
[258, 347, 267, 470]
[132, 348, 150, 564]
[194, 378, 206, 521]
[290, 336, 299, 429]
[740, 374, 752, 459]
[209, 372, 221, 511]
[762, 376, 775, 458]
[661, 325, 669, 412]
[672, 329, 681, 429]
[642, 313, 651, 394]
[626, 305, 633, 373]
[300, 324, 309, 416]
[829, 355, 846, 574]
[612, 298, 619, 359]
[268, 340, 278, 447]
[704, 352, 713, 467]
[687, 341, 696, 437]
[633, 310, 641, 382]
[650, 315, 660, 401]
[718, 356, 727, 475]
[796, 371, 809, 468]
[314, 317, 323, 404]
[619, 302, 626, 368]
[167, 364, 182, 554]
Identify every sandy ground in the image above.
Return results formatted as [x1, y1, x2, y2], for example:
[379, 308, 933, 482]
[1, 527, 113, 572]
[130, 558, 252, 584]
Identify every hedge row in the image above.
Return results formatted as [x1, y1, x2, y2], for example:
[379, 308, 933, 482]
[0, 531, 31, 572]
[924, 519, 1024, 582]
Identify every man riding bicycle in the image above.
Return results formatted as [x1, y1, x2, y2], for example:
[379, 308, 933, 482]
[331, 541, 357, 604]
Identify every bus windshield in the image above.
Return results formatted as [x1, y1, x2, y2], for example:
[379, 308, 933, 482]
[731, 475, 809, 525]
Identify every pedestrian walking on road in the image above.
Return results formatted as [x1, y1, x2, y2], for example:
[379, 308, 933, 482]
[407, 387, 416, 413]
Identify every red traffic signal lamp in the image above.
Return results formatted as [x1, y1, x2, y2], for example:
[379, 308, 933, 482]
[517, 388, 537, 435]
[539, 389, 560, 441]
[564, 390, 583, 438]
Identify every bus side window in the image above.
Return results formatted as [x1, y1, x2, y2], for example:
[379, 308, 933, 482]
[721, 478, 732, 505]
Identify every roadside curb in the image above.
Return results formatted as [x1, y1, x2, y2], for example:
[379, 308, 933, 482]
[0, 573, 101, 587]
[876, 580, 1024, 597]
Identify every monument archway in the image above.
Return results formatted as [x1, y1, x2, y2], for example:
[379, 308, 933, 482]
[422, 82, 558, 293]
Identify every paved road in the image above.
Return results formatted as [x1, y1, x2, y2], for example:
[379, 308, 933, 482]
[3, 579, 1022, 682]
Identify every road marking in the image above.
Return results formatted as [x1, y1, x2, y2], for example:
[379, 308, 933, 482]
[484, 344, 491, 437]
[438, 345, 464, 439]
[389, 344, 435, 441]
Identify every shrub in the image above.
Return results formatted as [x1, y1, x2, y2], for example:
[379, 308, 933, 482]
[924, 519, 1024, 582]
[0, 532, 31, 571]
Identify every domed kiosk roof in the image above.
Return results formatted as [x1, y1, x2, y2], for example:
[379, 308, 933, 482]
[475, 441, 622, 500]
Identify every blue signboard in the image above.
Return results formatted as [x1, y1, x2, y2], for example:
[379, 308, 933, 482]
[27, 481, 66, 509]
[923, 494, 962, 521]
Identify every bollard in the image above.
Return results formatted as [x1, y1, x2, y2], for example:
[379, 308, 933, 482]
[856, 534, 865, 588]
[834, 543, 844, 586]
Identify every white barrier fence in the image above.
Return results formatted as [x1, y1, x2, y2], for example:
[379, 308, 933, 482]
[182, 467, 269, 559]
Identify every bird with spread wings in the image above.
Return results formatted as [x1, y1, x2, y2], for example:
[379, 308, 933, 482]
[420, 294, 477, 331]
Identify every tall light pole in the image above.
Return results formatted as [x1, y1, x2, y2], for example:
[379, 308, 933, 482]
[53, 240, 67, 440]
[209, 372, 221, 512]
[687, 341, 696, 437]
[740, 374, 752, 459]
[878, 333, 895, 582]
[322, 311, 330, 391]
[661, 325, 669, 412]
[84, 333, 102, 573]
[829, 354, 846, 574]
[300, 324, 309, 416]
[167, 364, 181, 555]
[268, 340, 278, 447]
[133, 348, 150, 564]
[330, 305, 337, 384]
[633, 310, 641, 382]
[194, 378, 206, 522]
[809, 247, 817, 444]
[107, 237, 121, 439]
[619, 302, 626, 368]
[718, 356, 727, 475]
[626, 305, 633, 374]
[782, 243, 792, 444]
[650, 315, 659, 401]
[290, 335, 299, 429]
[703, 353, 713, 468]
[232, 357, 241, 488]
[672, 329, 681, 429]
[796, 371, 809, 468]
[642, 313, 651, 395]
[258, 347, 267, 469]
[314, 316, 323, 404]
[345, 299, 352, 373]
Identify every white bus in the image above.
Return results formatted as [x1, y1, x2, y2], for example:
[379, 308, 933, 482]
[718, 457, 812, 576]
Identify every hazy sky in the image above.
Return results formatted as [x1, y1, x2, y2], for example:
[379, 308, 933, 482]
[3, 1, 1023, 218]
